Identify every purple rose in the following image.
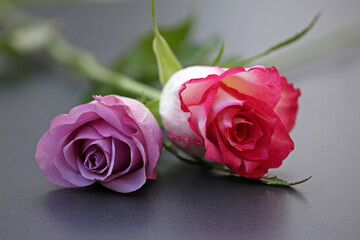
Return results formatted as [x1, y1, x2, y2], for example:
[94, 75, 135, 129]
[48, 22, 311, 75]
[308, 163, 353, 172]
[35, 95, 163, 193]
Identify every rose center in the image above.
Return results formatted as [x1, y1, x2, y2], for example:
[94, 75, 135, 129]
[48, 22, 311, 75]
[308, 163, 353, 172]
[233, 123, 247, 140]
[89, 155, 98, 166]
[83, 147, 106, 171]
[230, 120, 254, 144]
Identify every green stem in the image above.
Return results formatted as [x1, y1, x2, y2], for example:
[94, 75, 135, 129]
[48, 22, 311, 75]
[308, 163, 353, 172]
[0, 2, 161, 101]
[164, 142, 234, 173]
[47, 39, 161, 100]
[163, 143, 202, 166]
[151, 0, 157, 34]
[165, 141, 311, 186]
[194, 156, 234, 174]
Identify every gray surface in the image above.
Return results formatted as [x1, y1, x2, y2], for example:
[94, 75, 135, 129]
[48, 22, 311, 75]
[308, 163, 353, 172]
[1, 1, 360, 239]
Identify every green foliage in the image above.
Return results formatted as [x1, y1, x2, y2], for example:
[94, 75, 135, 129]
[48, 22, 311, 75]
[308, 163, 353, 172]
[111, 14, 221, 85]
[211, 41, 224, 66]
[138, 92, 162, 125]
[165, 142, 311, 187]
[258, 176, 312, 186]
[224, 13, 321, 67]
[151, 0, 182, 85]
[145, 100, 162, 125]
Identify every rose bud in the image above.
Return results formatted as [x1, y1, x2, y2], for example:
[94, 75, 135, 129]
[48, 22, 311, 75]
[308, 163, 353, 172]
[159, 66, 300, 178]
[35, 95, 163, 193]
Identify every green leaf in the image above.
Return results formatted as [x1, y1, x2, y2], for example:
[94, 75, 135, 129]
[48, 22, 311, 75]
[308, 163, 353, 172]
[211, 40, 224, 66]
[225, 13, 321, 67]
[111, 14, 194, 85]
[177, 36, 221, 67]
[145, 99, 162, 125]
[258, 176, 312, 186]
[111, 13, 221, 85]
[151, 0, 182, 85]
[140, 91, 147, 105]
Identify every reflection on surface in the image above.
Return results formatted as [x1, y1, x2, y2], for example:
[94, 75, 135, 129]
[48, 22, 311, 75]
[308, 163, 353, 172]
[41, 156, 307, 239]
[42, 182, 155, 236]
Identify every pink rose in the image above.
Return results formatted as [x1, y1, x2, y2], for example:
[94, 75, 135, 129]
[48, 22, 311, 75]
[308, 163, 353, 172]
[160, 66, 300, 178]
[35, 95, 163, 193]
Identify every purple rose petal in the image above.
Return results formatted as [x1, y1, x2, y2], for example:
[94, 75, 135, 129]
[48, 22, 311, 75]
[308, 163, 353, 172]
[35, 95, 163, 193]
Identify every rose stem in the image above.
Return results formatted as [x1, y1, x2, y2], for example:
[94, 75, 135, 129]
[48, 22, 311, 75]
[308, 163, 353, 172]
[46, 39, 161, 101]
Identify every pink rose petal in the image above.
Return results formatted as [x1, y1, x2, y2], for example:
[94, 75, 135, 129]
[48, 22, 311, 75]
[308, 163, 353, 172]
[160, 65, 299, 178]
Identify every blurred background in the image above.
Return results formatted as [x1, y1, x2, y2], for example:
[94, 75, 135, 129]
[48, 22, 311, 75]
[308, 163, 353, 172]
[16, 0, 360, 67]
[1, 0, 359, 101]
[1, 0, 360, 239]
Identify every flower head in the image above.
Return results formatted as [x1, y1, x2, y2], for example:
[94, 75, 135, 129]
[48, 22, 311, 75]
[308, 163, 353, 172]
[160, 66, 300, 178]
[36, 95, 163, 193]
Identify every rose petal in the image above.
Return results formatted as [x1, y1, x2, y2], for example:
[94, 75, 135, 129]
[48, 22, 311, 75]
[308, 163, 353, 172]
[54, 137, 95, 187]
[160, 66, 224, 151]
[91, 96, 160, 180]
[89, 119, 132, 144]
[213, 125, 241, 170]
[62, 125, 105, 171]
[221, 66, 282, 108]
[274, 76, 301, 132]
[159, 65, 297, 179]
[83, 146, 107, 171]
[120, 97, 163, 180]
[83, 138, 112, 166]
[50, 105, 99, 130]
[168, 134, 206, 157]
[36, 160, 77, 188]
[91, 102, 137, 137]
[236, 161, 268, 179]
[36, 95, 163, 192]
[101, 167, 147, 193]
[82, 138, 112, 157]
[103, 137, 143, 182]
[88, 118, 144, 181]
[111, 138, 132, 172]
[204, 124, 224, 164]
[261, 118, 295, 169]
[206, 83, 294, 177]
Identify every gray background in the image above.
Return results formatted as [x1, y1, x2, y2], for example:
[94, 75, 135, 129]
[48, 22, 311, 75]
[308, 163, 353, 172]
[1, 0, 360, 239]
